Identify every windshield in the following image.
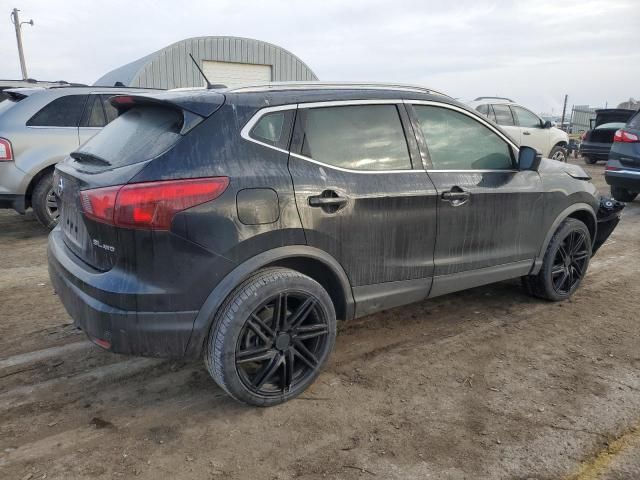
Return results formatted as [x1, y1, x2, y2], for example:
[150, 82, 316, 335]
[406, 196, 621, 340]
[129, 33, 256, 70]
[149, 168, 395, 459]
[628, 112, 640, 129]
[74, 105, 183, 169]
[595, 122, 626, 130]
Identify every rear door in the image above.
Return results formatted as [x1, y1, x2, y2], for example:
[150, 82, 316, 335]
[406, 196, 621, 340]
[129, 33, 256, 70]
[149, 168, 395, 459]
[491, 104, 521, 145]
[287, 100, 438, 301]
[511, 105, 550, 156]
[408, 102, 544, 297]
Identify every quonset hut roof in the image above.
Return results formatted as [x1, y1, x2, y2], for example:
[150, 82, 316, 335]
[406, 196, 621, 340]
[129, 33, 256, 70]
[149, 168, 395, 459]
[94, 36, 318, 89]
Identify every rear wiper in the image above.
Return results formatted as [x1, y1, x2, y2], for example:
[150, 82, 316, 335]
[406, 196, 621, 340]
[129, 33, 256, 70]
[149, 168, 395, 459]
[70, 151, 111, 166]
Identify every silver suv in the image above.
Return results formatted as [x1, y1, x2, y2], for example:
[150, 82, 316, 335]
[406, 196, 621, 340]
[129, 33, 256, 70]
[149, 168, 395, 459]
[0, 86, 156, 228]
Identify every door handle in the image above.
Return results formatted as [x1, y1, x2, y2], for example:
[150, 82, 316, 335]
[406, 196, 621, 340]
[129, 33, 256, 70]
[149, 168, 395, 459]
[308, 190, 348, 212]
[523, 131, 531, 136]
[441, 187, 470, 206]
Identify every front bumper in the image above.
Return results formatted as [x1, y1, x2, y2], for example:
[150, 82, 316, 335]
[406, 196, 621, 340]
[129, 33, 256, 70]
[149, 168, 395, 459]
[593, 197, 624, 254]
[48, 229, 198, 358]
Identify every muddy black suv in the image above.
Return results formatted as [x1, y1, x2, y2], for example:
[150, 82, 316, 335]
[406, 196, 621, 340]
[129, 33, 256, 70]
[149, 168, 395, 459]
[48, 83, 623, 406]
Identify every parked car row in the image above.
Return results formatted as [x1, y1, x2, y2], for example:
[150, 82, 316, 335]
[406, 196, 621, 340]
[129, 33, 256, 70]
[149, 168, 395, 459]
[46, 82, 623, 405]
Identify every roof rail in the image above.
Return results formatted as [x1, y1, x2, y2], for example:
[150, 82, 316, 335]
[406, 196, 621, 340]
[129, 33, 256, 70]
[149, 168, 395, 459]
[474, 96, 514, 102]
[227, 81, 451, 98]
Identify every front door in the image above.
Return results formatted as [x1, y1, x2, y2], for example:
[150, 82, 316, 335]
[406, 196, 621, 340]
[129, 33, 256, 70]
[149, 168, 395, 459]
[511, 105, 550, 156]
[288, 101, 438, 312]
[409, 102, 544, 297]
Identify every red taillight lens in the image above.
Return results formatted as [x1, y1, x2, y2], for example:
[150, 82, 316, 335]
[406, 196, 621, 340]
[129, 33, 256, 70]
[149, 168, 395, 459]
[0, 138, 13, 161]
[581, 132, 588, 141]
[80, 177, 229, 230]
[614, 129, 639, 143]
[605, 165, 620, 171]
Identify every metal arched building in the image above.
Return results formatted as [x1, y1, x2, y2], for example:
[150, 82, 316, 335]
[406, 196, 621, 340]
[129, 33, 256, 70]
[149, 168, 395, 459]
[94, 36, 318, 89]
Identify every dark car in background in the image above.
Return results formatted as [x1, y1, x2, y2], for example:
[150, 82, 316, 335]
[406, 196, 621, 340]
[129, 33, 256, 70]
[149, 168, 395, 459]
[605, 109, 640, 202]
[580, 108, 636, 164]
[48, 82, 622, 406]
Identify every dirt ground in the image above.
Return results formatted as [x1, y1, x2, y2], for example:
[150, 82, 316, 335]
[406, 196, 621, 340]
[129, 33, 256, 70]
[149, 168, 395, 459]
[1, 157, 639, 480]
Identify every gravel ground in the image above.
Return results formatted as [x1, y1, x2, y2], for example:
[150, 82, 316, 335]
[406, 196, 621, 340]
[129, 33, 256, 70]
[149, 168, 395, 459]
[0, 157, 639, 480]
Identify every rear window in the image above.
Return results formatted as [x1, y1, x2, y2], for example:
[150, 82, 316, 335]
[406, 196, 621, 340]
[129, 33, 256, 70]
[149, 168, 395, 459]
[595, 122, 626, 130]
[27, 95, 88, 127]
[0, 99, 17, 116]
[74, 105, 183, 169]
[628, 112, 640, 129]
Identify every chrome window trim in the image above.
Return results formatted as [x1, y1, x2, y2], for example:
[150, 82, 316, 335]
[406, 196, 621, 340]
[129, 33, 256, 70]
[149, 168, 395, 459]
[241, 100, 426, 174]
[405, 99, 521, 173]
[239, 104, 296, 156]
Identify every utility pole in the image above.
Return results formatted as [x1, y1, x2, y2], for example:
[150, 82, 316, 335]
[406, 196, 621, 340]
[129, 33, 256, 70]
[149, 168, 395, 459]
[10, 8, 34, 80]
[560, 94, 568, 131]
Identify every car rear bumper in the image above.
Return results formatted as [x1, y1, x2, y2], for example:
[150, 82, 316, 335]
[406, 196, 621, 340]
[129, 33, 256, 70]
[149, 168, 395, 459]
[605, 169, 640, 191]
[0, 193, 26, 213]
[579, 142, 611, 160]
[48, 228, 199, 358]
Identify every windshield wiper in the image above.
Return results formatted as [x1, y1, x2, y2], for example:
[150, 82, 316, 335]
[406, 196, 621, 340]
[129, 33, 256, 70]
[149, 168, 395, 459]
[70, 151, 111, 166]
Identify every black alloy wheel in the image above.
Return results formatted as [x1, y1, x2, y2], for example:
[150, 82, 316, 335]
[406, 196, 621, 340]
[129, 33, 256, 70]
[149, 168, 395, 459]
[235, 291, 331, 397]
[205, 267, 336, 406]
[550, 229, 589, 295]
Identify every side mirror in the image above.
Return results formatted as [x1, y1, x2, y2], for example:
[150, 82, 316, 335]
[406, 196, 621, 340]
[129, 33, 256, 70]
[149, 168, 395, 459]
[518, 146, 542, 171]
[543, 120, 552, 129]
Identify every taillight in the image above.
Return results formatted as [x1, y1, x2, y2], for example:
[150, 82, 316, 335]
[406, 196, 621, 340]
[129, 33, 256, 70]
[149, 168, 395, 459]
[613, 129, 639, 143]
[0, 138, 13, 161]
[80, 177, 229, 230]
[581, 131, 588, 141]
[605, 166, 620, 171]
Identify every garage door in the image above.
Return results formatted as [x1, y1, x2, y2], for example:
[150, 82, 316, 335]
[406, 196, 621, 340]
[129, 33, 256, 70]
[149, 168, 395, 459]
[202, 61, 272, 88]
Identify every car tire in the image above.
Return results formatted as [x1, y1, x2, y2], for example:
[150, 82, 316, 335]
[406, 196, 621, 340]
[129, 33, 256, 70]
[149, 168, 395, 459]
[583, 155, 598, 165]
[522, 218, 591, 301]
[204, 267, 337, 406]
[32, 172, 59, 230]
[549, 145, 567, 162]
[610, 186, 638, 202]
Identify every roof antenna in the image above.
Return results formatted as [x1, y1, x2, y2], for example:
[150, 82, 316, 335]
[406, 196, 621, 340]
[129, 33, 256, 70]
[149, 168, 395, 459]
[189, 54, 226, 89]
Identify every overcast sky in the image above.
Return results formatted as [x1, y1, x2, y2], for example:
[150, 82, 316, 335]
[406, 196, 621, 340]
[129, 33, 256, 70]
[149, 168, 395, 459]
[1, 0, 638, 113]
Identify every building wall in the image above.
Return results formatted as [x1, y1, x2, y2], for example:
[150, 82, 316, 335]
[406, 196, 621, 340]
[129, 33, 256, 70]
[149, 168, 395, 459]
[96, 37, 317, 89]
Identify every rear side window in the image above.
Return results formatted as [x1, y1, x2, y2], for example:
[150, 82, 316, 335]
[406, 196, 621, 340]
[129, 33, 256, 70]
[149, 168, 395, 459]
[299, 104, 411, 171]
[74, 106, 183, 169]
[26, 95, 88, 127]
[415, 105, 513, 170]
[628, 112, 640, 129]
[81, 95, 107, 128]
[101, 95, 119, 123]
[491, 104, 515, 126]
[250, 110, 294, 149]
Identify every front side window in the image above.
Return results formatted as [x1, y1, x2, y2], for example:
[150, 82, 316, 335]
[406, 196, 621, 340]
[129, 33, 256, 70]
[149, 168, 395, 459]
[512, 106, 542, 128]
[300, 104, 411, 171]
[27, 95, 88, 127]
[491, 104, 515, 126]
[414, 105, 514, 170]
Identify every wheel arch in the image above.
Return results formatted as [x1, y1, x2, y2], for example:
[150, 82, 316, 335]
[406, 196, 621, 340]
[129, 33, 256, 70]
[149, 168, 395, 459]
[530, 203, 597, 275]
[24, 164, 55, 209]
[185, 245, 355, 358]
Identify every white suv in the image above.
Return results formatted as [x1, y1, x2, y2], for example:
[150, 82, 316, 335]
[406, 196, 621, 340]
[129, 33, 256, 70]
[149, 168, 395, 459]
[468, 97, 569, 162]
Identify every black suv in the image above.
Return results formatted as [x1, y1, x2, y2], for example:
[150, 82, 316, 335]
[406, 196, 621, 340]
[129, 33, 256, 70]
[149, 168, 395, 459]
[48, 83, 622, 406]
